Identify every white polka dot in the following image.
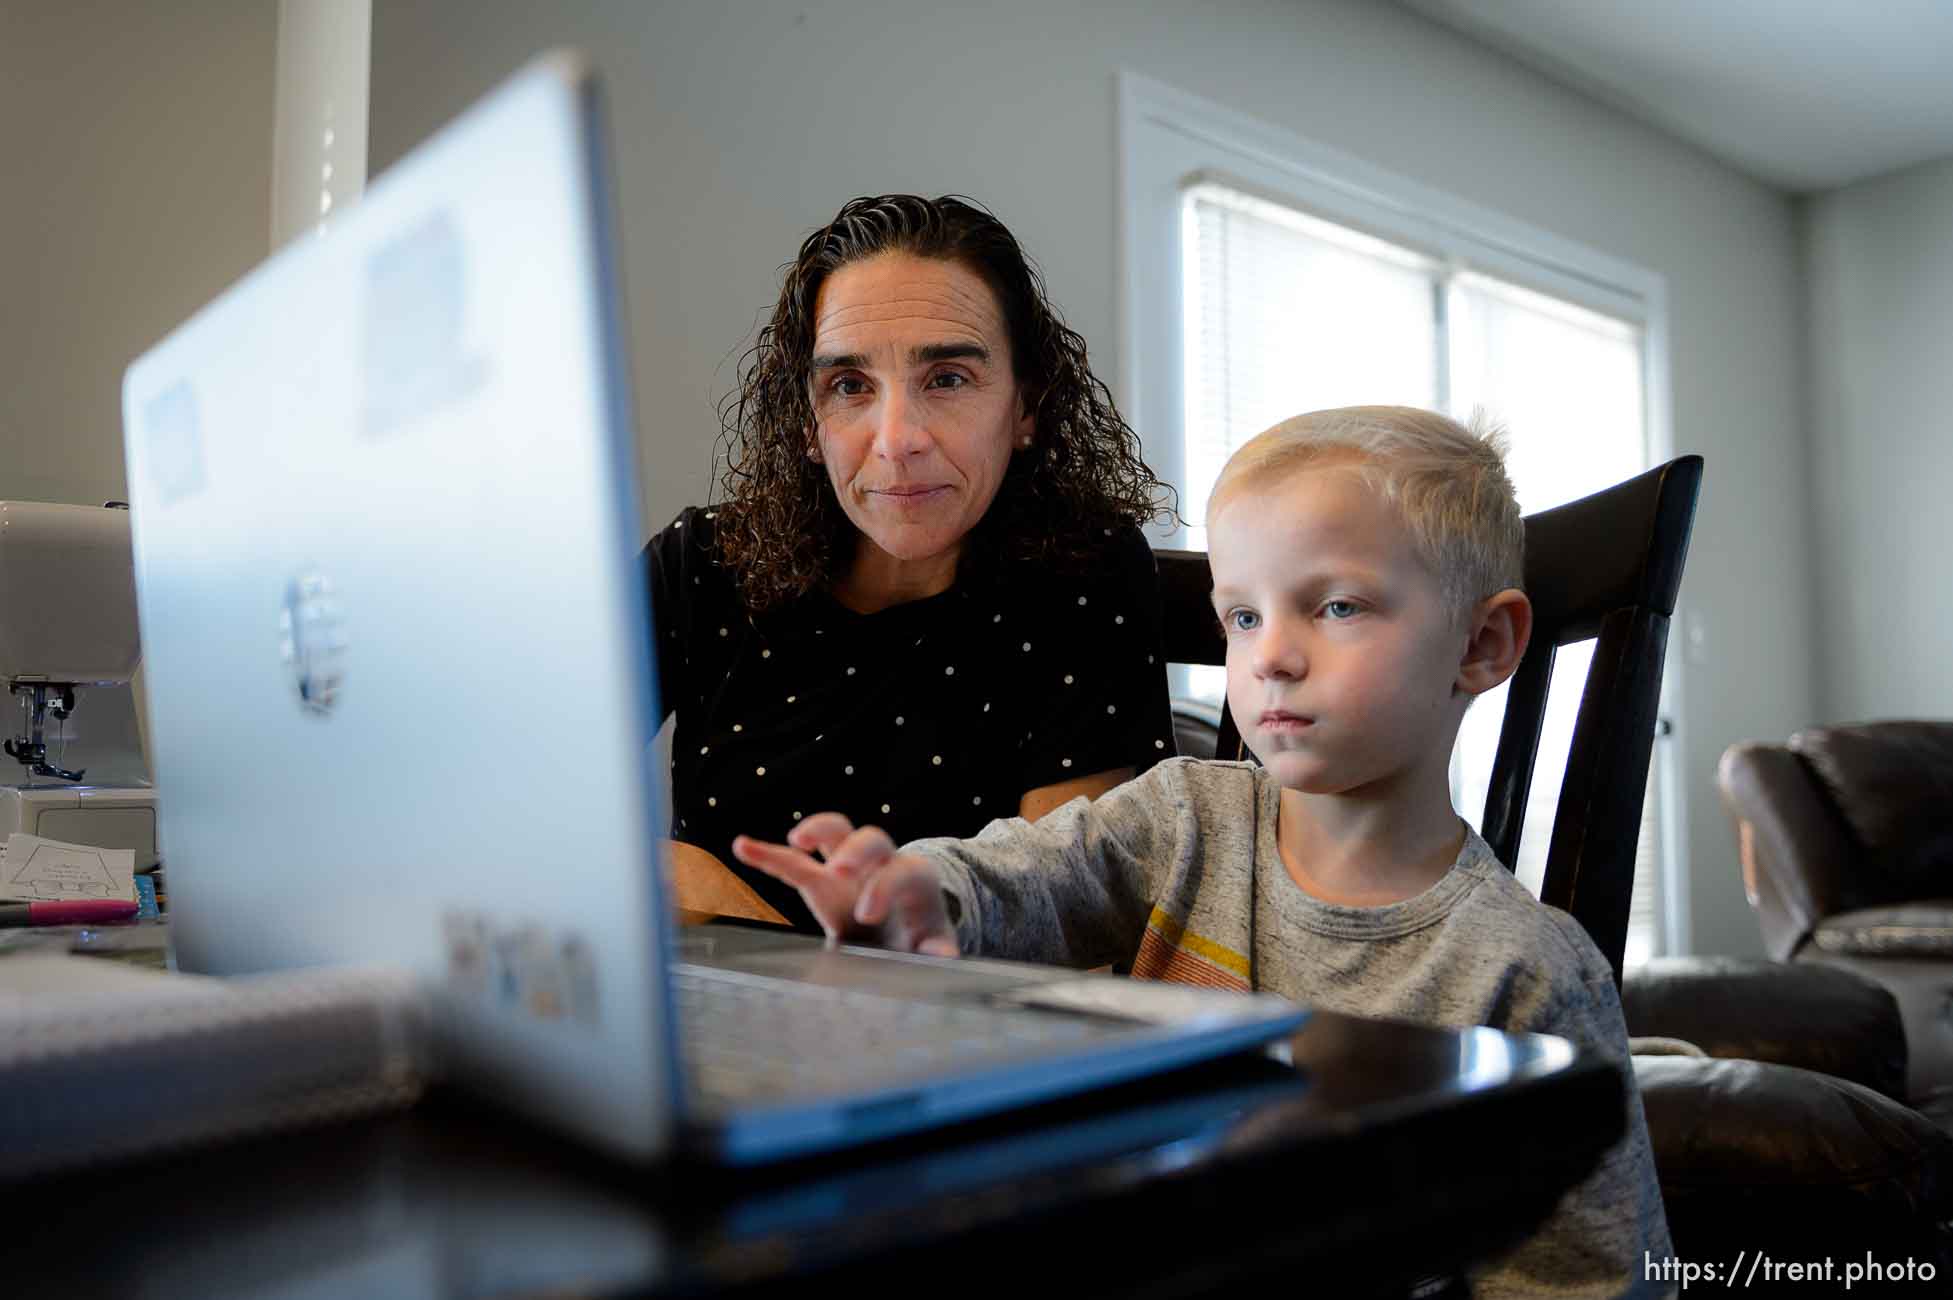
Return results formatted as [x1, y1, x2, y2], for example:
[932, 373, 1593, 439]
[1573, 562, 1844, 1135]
[1078, 596, 1087, 606]
[732, 724, 743, 733]
[932, 755, 942, 765]
[693, 577, 700, 585]
[1061, 758, 1073, 768]
[1148, 655, 1155, 664]
[699, 746, 709, 755]
[1155, 739, 1166, 749]
[983, 702, 991, 712]
[992, 614, 1001, 623]
[895, 716, 905, 725]
[756, 766, 766, 776]
[1104, 527, 1112, 536]
[815, 733, 824, 742]
[1064, 674, 1074, 685]
[761, 648, 771, 658]
[945, 665, 955, 676]
[793, 810, 802, 820]
[847, 666, 856, 675]
[881, 804, 891, 814]
[707, 796, 717, 807]
[718, 626, 728, 637]
[1115, 615, 1124, 625]
[972, 796, 982, 806]
[1022, 642, 1032, 652]
[845, 765, 854, 775]
[786, 695, 797, 704]
[1107, 705, 1117, 714]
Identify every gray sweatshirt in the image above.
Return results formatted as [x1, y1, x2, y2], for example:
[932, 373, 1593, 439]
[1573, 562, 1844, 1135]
[910, 757, 1672, 1300]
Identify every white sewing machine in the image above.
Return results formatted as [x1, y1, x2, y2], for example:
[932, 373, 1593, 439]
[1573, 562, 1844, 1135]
[0, 501, 159, 868]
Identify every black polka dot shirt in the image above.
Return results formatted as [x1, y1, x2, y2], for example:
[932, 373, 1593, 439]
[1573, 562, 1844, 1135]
[645, 507, 1177, 932]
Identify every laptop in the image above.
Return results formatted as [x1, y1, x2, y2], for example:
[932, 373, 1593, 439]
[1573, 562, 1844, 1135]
[119, 51, 1305, 1166]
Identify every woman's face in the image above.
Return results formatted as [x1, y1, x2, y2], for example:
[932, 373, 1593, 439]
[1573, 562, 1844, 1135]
[807, 252, 1033, 595]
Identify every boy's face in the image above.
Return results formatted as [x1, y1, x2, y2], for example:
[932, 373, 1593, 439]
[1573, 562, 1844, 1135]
[1208, 468, 1466, 798]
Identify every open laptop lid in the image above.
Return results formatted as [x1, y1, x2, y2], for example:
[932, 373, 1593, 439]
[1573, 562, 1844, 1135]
[121, 54, 683, 1161]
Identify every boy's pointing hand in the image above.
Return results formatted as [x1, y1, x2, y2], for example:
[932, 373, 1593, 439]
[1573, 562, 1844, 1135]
[732, 813, 960, 958]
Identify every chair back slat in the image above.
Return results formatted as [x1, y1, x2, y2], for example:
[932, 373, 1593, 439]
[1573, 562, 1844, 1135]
[1481, 639, 1558, 869]
[1538, 605, 1672, 981]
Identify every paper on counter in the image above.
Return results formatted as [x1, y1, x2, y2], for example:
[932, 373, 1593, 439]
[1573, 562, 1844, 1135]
[1, 833, 137, 903]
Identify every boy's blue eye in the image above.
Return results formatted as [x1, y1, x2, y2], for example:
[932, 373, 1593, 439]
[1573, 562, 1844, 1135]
[1322, 600, 1359, 620]
[1226, 609, 1260, 632]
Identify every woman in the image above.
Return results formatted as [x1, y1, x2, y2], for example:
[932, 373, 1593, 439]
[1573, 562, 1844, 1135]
[649, 194, 1177, 931]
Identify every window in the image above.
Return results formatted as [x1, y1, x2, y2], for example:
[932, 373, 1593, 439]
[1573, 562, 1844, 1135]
[1122, 74, 1684, 963]
[1181, 183, 1438, 549]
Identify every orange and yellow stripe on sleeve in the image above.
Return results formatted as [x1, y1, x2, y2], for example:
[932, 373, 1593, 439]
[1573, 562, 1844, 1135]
[1129, 905, 1251, 992]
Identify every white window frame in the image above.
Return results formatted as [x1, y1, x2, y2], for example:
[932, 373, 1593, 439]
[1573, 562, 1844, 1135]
[1115, 70, 1691, 956]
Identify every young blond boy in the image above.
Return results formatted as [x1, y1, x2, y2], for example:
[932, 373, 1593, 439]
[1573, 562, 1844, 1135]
[733, 405, 1671, 1298]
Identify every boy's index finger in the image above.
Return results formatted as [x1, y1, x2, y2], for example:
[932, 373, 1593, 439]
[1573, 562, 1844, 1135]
[728, 834, 827, 891]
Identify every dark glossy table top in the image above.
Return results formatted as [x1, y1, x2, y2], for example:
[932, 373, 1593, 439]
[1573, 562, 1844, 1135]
[6, 1009, 1622, 1299]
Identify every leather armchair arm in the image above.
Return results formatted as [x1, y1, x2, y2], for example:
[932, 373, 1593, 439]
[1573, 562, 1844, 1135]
[1719, 742, 1861, 960]
[1633, 1053, 1953, 1264]
[1622, 956, 1908, 1101]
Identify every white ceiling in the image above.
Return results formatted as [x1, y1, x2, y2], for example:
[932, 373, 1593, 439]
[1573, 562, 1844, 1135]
[1398, 0, 1953, 193]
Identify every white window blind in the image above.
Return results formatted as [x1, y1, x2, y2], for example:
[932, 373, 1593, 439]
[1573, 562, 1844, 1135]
[1182, 183, 1435, 549]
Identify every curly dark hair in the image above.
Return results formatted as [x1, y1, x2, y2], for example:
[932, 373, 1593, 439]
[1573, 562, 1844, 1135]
[711, 194, 1175, 613]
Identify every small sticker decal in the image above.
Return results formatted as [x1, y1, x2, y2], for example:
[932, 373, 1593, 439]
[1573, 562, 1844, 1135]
[279, 572, 346, 716]
[359, 211, 487, 439]
[442, 908, 601, 1029]
[143, 381, 206, 506]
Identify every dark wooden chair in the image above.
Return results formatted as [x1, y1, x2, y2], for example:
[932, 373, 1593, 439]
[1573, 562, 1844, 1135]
[1156, 454, 1704, 983]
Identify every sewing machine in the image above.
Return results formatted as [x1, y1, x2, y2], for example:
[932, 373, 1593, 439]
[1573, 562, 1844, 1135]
[0, 501, 158, 868]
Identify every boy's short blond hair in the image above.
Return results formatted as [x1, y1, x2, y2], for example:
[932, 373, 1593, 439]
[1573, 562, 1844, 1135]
[1206, 405, 1524, 620]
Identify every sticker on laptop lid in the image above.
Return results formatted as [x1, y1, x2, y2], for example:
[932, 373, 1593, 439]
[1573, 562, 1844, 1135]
[442, 908, 601, 1028]
[278, 571, 346, 716]
[141, 381, 206, 506]
[359, 211, 487, 440]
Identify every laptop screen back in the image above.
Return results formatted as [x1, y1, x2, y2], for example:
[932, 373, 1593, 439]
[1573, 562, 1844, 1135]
[121, 55, 682, 1160]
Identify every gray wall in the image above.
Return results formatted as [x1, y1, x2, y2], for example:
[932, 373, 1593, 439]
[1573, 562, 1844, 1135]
[1802, 157, 1953, 722]
[2, 0, 276, 507]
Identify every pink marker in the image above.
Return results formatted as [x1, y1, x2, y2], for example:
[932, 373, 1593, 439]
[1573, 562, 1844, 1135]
[0, 899, 140, 927]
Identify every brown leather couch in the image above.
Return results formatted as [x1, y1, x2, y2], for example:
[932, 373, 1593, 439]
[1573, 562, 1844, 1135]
[1720, 721, 1953, 1127]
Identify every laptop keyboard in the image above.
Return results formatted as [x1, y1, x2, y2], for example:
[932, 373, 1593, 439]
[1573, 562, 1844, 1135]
[673, 968, 1126, 1106]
